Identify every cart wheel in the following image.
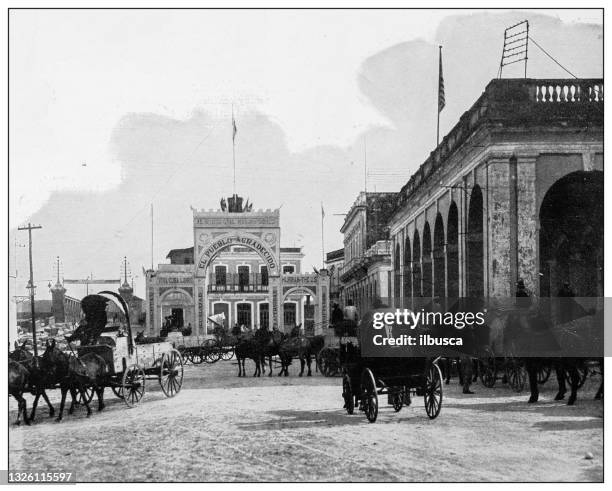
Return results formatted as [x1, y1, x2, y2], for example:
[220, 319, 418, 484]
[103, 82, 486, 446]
[479, 357, 497, 388]
[318, 347, 339, 377]
[537, 366, 551, 385]
[505, 361, 527, 393]
[77, 386, 95, 405]
[188, 349, 202, 364]
[360, 368, 378, 423]
[111, 385, 124, 399]
[202, 340, 221, 364]
[178, 347, 190, 365]
[392, 392, 403, 412]
[221, 348, 234, 361]
[342, 373, 354, 415]
[122, 365, 146, 408]
[424, 363, 443, 419]
[160, 349, 184, 397]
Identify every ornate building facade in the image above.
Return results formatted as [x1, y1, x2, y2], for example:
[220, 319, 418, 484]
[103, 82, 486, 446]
[145, 196, 330, 336]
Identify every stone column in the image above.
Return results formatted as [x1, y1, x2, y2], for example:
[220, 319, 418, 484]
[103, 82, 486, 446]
[516, 155, 538, 295]
[487, 157, 512, 297]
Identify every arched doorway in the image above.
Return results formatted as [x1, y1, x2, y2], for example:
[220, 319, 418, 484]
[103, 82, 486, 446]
[433, 213, 445, 298]
[447, 202, 459, 298]
[412, 230, 422, 297]
[467, 185, 484, 298]
[422, 222, 432, 298]
[539, 171, 603, 298]
[403, 236, 412, 306]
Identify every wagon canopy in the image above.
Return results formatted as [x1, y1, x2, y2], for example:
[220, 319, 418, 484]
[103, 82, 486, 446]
[79, 291, 134, 354]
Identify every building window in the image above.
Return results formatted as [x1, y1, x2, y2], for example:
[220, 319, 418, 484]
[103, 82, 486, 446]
[237, 303, 252, 327]
[238, 265, 249, 291]
[260, 265, 268, 286]
[215, 265, 227, 286]
[283, 302, 297, 327]
[259, 303, 269, 329]
[283, 265, 295, 274]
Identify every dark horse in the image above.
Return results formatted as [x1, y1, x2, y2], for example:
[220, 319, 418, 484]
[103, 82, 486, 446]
[9, 341, 55, 422]
[235, 331, 264, 377]
[278, 326, 325, 377]
[516, 299, 603, 405]
[42, 339, 108, 421]
[8, 360, 31, 425]
[258, 329, 286, 376]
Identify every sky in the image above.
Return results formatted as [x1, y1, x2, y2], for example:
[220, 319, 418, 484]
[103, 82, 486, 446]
[8, 9, 603, 300]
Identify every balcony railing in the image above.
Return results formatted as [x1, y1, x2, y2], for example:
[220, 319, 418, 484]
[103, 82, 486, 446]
[208, 273, 269, 293]
[397, 78, 603, 209]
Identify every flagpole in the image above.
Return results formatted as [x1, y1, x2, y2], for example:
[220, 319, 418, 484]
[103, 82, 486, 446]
[232, 104, 236, 195]
[321, 203, 325, 268]
[437, 45, 442, 147]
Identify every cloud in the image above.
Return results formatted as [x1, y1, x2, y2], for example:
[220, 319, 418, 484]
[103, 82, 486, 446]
[10, 11, 602, 300]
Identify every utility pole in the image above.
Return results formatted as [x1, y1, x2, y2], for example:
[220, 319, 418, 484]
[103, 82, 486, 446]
[18, 223, 42, 356]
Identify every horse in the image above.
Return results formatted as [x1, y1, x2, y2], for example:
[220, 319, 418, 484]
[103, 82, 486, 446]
[9, 341, 55, 422]
[41, 339, 108, 421]
[255, 328, 286, 376]
[235, 331, 264, 377]
[8, 360, 31, 425]
[526, 357, 603, 405]
[278, 327, 325, 377]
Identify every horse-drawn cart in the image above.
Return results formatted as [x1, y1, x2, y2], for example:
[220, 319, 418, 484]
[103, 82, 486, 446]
[75, 291, 184, 407]
[339, 311, 443, 423]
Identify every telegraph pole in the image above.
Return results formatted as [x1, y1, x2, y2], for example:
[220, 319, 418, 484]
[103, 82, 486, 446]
[18, 223, 42, 356]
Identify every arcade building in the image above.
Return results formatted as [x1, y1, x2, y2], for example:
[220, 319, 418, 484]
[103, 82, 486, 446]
[145, 196, 330, 336]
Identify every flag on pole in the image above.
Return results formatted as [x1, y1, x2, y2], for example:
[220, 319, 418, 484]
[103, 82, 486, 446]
[438, 46, 445, 113]
[321, 202, 325, 218]
[232, 115, 237, 143]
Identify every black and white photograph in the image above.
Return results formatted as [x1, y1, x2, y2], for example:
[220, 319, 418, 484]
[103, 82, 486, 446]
[3, 5, 607, 484]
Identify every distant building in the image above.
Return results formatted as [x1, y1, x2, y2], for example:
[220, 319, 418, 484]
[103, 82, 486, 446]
[339, 192, 397, 317]
[325, 248, 344, 307]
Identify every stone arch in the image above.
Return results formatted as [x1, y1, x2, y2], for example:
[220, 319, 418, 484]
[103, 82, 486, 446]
[158, 287, 194, 303]
[412, 229, 422, 297]
[433, 213, 445, 298]
[403, 235, 412, 304]
[282, 286, 318, 302]
[195, 232, 280, 277]
[467, 185, 484, 298]
[539, 170, 603, 297]
[394, 243, 401, 307]
[422, 222, 432, 298]
[446, 201, 459, 298]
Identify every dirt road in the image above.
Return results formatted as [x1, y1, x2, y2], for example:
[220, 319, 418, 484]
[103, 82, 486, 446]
[8, 360, 603, 482]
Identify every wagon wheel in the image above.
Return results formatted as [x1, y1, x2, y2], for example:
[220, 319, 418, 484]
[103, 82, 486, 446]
[479, 357, 497, 388]
[111, 385, 124, 399]
[424, 363, 443, 419]
[202, 339, 221, 364]
[178, 347, 190, 365]
[537, 366, 552, 385]
[318, 347, 339, 377]
[220, 347, 234, 361]
[392, 391, 403, 412]
[190, 348, 205, 365]
[342, 373, 354, 415]
[122, 365, 146, 408]
[77, 386, 95, 405]
[160, 349, 184, 398]
[505, 360, 527, 393]
[360, 368, 378, 423]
